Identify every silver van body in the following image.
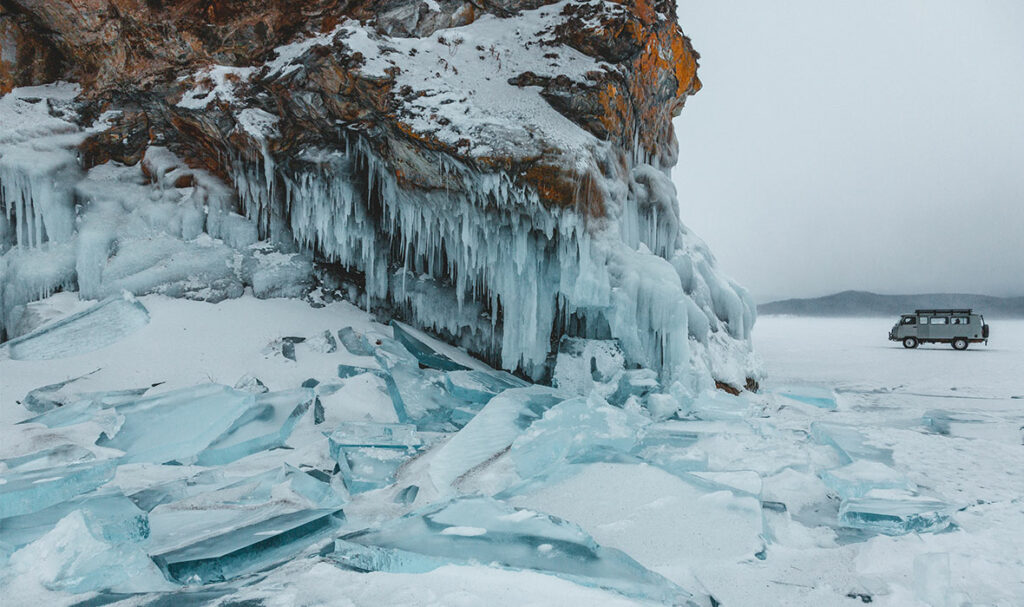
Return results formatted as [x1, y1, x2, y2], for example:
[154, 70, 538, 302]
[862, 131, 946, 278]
[889, 308, 989, 350]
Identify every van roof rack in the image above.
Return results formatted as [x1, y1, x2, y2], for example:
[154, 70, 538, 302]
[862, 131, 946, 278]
[914, 308, 973, 315]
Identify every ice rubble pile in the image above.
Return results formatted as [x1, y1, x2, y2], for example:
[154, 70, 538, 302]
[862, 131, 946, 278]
[0, 85, 312, 341]
[220, 12, 758, 390]
[0, 308, 963, 605]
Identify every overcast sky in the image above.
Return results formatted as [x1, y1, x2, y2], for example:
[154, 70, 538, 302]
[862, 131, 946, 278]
[672, 1, 1024, 302]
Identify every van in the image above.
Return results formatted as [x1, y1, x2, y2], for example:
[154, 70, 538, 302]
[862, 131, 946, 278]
[888, 309, 989, 350]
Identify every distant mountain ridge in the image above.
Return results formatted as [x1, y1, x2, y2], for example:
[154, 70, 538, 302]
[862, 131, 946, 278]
[759, 291, 1024, 318]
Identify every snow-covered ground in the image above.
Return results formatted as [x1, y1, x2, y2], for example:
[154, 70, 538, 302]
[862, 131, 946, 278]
[1, 300, 1021, 606]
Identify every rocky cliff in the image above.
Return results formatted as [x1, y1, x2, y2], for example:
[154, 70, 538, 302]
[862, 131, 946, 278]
[0, 0, 757, 395]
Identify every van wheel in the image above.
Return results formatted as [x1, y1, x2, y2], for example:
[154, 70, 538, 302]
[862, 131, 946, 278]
[952, 338, 968, 350]
[903, 337, 919, 349]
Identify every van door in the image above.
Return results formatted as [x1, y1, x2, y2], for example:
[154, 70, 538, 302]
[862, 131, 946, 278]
[917, 315, 930, 340]
[930, 316, 951, 340]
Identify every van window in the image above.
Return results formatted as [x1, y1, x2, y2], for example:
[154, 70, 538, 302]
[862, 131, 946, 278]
[930, 317, 949, 324]
[918, 316, 929, 324]
[952, 317, 968, 324]
[902, 317, 915, 324]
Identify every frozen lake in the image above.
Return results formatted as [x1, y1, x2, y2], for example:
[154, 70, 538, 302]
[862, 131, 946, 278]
[756, 315, 1024, 401]
[2, 301, 1022, 606]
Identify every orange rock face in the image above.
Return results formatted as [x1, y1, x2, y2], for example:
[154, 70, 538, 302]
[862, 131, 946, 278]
[2, 0, 700, 218]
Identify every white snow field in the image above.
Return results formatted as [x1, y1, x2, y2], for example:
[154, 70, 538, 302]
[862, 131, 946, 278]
[1, 299, 1022, 606]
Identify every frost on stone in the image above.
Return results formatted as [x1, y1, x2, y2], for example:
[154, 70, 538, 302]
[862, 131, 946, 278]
[552, 337, 626, 399]
[327, 496, 698, 606]
[2, 295, 150, 360]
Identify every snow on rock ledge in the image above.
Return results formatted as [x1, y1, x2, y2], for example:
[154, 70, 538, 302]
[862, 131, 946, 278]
[0, 0, 758, 396]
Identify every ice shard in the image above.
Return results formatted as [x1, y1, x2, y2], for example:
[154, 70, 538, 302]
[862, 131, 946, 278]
[443, 369, 530, 404]
[427, 386, 564, 492]
[328, 496, 698, 606]
[0, 458, 118, 519]
[819, 461, 916, 500]
[153, 508, 344, 584]
[145, 465, 345, 571]
[0, 491, 149, 550]
[391, 320, 471, 371]
[510, 393, 648, 480]
[0, 443, 96, 471]
[195, 388, 315, 466]
[338, 326, 376, 356]
[328, 422, 422, 494]
[810, 422, 894, 465]
[775, 385, 838, 410]
[839, 491, 953, 536]
[3, 511, 174, 594]
[2, 294, 150, 360]
[96, 384, 254, 464]
[680, 390, 750, 421]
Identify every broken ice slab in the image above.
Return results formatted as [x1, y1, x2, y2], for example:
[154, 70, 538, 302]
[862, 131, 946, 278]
[2, 294, 150, 360]
[680, 390, 750, 421]
[328, 496, 697, 606]
[810, 422, 893, 465]
[328, 422, 421, 494]
[552, 337, 625, 398]
[510, 393, 648, 480]
[195, 388, 315, 466]
[327, 421, 421, 453]
[145, 465, 345, 565]
[921, 409, 1023, 443]
[390, 320, 472, 371]
[631, 444, 709, 475]
[152, 507, 344, 584]
[839, 491, 953, 536]
[338, 326, 376, 356]
[336, 447, 414, 494]
[96, 384, 254, 465]
[3, 511, 174, 594]
[382, 362, 479, 432]
[337, 364, 386, 380]
[0, 491, 149, 550]
[819, 461, 916, 500]
[444, 369, 529, 404]
[775, 385, 837, 410]
[1, 443, 95, 471]
[608, 368, 659, 406]
[326, 425, 419, 484]
[0, 458, 118, 519]
[427, 386, 564, 491]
